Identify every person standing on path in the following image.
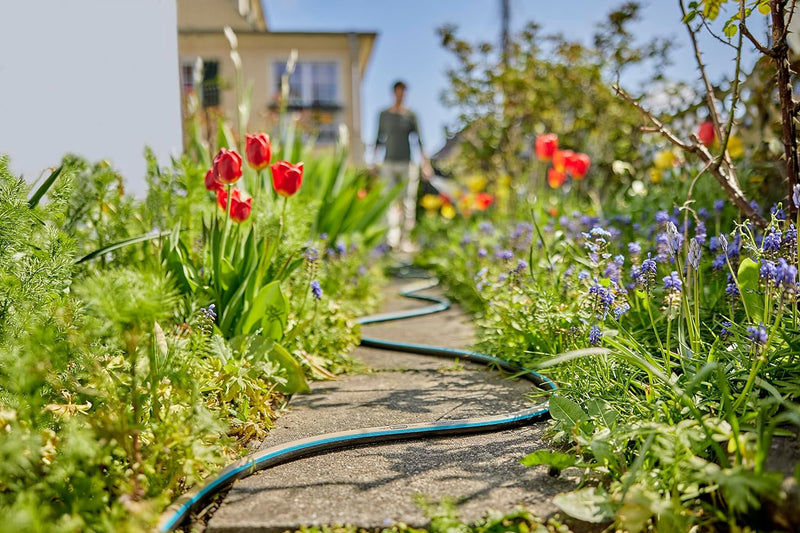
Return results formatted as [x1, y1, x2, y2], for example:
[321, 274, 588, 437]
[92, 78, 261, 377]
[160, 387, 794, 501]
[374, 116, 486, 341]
[374, 80, 432, 252]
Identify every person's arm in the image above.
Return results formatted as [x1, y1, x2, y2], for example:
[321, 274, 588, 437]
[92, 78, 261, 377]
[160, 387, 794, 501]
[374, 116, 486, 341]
[373, 110, 386, 166]
[411, 113, 433, 179]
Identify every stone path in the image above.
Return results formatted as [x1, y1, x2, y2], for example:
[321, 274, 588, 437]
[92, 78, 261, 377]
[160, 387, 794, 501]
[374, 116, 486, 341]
[206, 281, 577, 533]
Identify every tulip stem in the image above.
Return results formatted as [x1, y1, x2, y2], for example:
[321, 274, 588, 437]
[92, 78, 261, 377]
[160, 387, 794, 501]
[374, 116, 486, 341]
[276, 196, 288, 246]
[221, 184, 233, 255]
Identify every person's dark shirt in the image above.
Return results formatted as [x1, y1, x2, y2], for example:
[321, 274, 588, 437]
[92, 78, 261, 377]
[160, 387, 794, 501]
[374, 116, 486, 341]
[376, 108, 421, 162]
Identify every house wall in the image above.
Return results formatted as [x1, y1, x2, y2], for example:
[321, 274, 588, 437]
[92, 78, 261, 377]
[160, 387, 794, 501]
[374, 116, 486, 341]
[177, 0, 262, 31]
[179, 32, 368, 163]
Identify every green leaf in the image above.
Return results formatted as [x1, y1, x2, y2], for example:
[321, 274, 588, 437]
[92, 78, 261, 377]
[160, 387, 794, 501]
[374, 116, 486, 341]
[758, 1, 771, 15]
[702, 0, 722, 20]
[520, 450, 577, 470]
[240, 280, 288, 338]
[27, 165, 62, 208]
[549, 396, 588, 427]
[552, 487, 613, 523]
[737, 257, 763, 322]
[76, 231, 169, 264]
[269, 343, 310, 394]
[216, 116, 237, 152]
[723, 21, 738, 37]
[586, 399, 618, 428]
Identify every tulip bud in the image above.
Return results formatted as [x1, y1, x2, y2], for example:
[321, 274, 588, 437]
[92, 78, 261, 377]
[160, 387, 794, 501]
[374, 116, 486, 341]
[566, 153, 591, 179]
[213, 148, 243, 184]
[204, 168, 223, 192]
[697, 120, 715, 147]
[216, 187, 252, 223]
[245, 133, 272, 171]
[552, 150, 574, 173]
[271, 161, 303, 197]
[547, 167, 567, 188]
[474, 192, 494, 210]
[535, 133, 558, 161]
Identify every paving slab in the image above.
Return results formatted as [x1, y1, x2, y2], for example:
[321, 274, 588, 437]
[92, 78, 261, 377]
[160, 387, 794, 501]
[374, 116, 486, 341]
[206, 281, 574, 533]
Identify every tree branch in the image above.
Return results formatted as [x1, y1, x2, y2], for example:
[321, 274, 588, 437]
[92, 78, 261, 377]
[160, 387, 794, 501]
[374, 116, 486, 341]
[612, 85, 692, 151]
[613, 84, 767, 228]
[679, 0, 724, 135]
[739, 4, 775, 57]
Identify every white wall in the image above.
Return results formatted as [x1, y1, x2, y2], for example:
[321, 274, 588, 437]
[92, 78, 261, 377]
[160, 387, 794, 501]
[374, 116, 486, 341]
[0, 0, 182, 196]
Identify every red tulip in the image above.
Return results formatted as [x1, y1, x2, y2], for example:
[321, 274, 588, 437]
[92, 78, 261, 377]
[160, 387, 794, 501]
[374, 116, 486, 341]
[697, 120, 715, 147]
[552, 149, 574, 173]
[271, 161, 303, 197]
[216, 187, 252, 223]
[213, 148, 243, 185]
[547, 167, 567, 188]
[245, 133, 272, 171]
[566, 153, 591, 179]
[475, 192, 494, 210]
[535, 133, 558, 161]
[204, 168, 223, 192]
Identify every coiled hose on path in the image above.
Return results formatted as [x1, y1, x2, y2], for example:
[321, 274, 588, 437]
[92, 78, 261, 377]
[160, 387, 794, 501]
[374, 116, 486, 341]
[158, 273, 557, 532]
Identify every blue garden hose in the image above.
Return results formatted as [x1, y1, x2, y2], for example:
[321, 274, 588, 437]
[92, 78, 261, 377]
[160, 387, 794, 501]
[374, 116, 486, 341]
[158, 274, 556, 532]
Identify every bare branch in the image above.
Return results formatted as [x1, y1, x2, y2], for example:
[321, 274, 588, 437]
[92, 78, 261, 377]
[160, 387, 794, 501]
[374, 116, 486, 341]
[700, 16, 738, 49]
[613, 84, 767, 228]
[739, 0, 775, 57]
[778, 0, 798, 44]
[611, 85, 692, 151]
[716, 9, 746, 172]
[679, 0, 723, 134]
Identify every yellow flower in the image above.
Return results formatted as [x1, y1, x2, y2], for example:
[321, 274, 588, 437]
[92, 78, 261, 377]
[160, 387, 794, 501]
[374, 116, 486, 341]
[649, 168, 663, 184]
[465, 174, 488, 193]
[727, 135, 744, 159]
[440, 204, 456, 220]
[421, 194, 443, 211]
[653, 150, 675, 170]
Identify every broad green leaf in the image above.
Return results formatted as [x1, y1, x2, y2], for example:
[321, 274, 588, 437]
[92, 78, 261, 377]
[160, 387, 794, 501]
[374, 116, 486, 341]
[737, 257, 763, 322]
[586, 399, 618, 428]
[549, 396, 587, 427]
[269, 343, 310, 394]
[240, 280, 287, 338]
[520, 450, 577, 470]
[552, 487, 613, 523]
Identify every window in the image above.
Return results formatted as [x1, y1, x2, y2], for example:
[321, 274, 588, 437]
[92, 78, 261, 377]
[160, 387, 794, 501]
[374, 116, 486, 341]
[180, 58, 220, 108]
[273, 61, 339, 107]
[272, 60, 341, 143]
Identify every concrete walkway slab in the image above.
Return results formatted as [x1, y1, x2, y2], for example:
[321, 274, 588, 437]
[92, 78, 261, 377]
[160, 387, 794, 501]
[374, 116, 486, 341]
[206, 281, 574, 532]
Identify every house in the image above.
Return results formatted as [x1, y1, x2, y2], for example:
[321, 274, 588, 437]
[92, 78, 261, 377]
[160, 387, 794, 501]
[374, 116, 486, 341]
[177, 0, 377, 162]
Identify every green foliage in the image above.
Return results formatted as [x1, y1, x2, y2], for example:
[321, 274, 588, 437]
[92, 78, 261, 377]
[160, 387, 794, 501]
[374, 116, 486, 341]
[300, 145, 401, 249]
[419, 191, 800, 530]
[437, 4, 671, 201]
[0, 113, 389, 530]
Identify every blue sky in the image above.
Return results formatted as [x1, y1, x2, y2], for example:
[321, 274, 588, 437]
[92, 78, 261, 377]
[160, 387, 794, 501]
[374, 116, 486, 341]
[262, 0, 765, 162]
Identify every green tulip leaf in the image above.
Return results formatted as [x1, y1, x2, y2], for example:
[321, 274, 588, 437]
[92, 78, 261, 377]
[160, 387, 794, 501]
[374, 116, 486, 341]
[737, 257, 763, 323]
[269, 343, 310, 394]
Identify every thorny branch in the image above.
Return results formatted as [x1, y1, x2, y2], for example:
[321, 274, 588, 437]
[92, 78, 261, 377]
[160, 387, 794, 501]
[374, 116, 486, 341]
[679, 0, 739, 182]
[612, 84, 767, 228]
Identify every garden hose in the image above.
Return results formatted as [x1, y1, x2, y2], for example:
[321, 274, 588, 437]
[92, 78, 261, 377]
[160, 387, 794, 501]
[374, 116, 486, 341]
[158, 272, 556, 532]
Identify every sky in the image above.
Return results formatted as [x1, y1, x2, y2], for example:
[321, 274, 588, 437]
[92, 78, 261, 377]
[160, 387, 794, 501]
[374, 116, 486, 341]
[263, 0, 766, 163]
[0, 0, 183, 196]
